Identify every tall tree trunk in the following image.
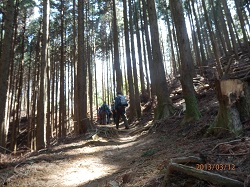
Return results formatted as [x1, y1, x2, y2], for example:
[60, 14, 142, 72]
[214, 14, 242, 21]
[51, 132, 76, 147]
[77, 0, 88, 134]
[26, 48, 32, 149]
[46, 42, 51, 145]
[112, 0, 123, 93]
[72, 0, 79, 134]
[201, 0, 223, 77]
[129, 0, 141, 118]
[216, 1, 232, 53]
[165, 9, 177, 76]
[187, 1, 201, 67]
[147, 0, 173, 120]
[88, 44, 93, 125]
[94, 45, 98, 115]
[139, 0, 150, 96]
[11, 61, 22, 152]
[170, 0, 201, 124]
[134, 2, 146, 96]
[142, 0, 155, 97]
[0, 0, 15, 151]
[221, 0, 239, 59]
[3, 0, 19, 152]
[11, 13, 27, 152]
[30, 29, 41, 150]
[59, 0, 66, 138]
[123, 0, 136, 121]
[210, 0, 227, 56]
[51, 51, 55, 139]
[234, 0, 250, 55]
[172, 21, 181, 70]
[55, 63, 59, 137]
[37, 0, 50, 150]
[191, 0, 206, 64]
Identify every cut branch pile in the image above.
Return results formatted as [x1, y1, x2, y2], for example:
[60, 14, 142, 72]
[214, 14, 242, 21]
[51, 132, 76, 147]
[97, 126, 119, 138]
[161, 156, 244, 187]
[204, 50, 250, 82]
[85, 126, 119, 140]
[228, 62, 250, 80]
[220, 51, 250, 81]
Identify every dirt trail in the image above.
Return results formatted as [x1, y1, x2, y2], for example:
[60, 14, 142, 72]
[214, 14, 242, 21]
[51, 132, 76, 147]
[1, 82, 250, 186]
[1, 122, 174, 187]
[1, 108, 249, 187]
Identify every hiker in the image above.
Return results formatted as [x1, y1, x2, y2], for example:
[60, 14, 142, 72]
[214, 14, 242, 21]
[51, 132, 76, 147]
[99, 101, 111, 125]
[107, 106, 112, 124]
[97, 107, 101, 123]
[114, 92, 129, 129]
[111, 100, 116, 123]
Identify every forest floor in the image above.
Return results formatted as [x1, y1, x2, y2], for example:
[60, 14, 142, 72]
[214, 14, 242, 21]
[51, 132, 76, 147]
[1, 83, 250, 187]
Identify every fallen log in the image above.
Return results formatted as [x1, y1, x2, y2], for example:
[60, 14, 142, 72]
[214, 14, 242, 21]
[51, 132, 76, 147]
[162, 162, 244, 187]
[170, 156, 204, 165]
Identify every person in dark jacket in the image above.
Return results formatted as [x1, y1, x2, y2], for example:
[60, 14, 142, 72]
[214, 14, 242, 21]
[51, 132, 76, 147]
[99, 101, 111, 124]
[111, 100, 116, 123]
[114, 92, 129, 129]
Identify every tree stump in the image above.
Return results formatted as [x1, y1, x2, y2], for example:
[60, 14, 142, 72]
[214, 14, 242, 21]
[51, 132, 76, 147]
[210, 79, 244, 135]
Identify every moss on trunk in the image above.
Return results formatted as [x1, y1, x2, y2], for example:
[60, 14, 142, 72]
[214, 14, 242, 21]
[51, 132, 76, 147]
[210, 104, 242, 135]
[181, 94, 201, 125]
[154, 101, 174, 120]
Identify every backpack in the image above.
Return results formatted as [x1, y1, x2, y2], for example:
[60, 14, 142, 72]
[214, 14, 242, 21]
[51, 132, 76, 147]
[101, 104, 108, 112]
[118, 95, 128, 106]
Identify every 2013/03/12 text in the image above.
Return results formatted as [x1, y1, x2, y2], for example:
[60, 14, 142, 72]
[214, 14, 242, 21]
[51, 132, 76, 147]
[196, 164, 235, 171]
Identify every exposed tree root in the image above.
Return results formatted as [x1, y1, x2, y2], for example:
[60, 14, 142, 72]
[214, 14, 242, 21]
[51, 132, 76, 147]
[129, 125, 151, 136]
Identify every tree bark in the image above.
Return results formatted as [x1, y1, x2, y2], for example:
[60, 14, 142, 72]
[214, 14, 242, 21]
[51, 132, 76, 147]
[134, 2, 146, 96]
[141, 0, 155, 97]
[191, 0, 206, 64]
[59, 0, 66, 138]
[77, 0, 88, 134]
[147, 0, 173, 120]
[37, 0, 49, 150]
[112, 0, 123, 93]
[122, 0, 136, 120]
[201, 0, 223, 77]
[186, 1, 201, 67]
[129, 0, 141, 118]
[221, 0, 239, 59]
[165, 9, 177, 76]
[216, 1, 232, 53]
[234, 0, 250, 55]
[73, 0, 79, 135]
[0, 0, 15, 151]
[170, 0, 200, 124]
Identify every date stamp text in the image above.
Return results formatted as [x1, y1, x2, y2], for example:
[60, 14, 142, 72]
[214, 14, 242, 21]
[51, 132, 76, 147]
[196, 164, 235, 171]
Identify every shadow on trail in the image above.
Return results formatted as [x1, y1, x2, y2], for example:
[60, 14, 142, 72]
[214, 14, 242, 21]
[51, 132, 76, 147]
[73, 128, 159, 187]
